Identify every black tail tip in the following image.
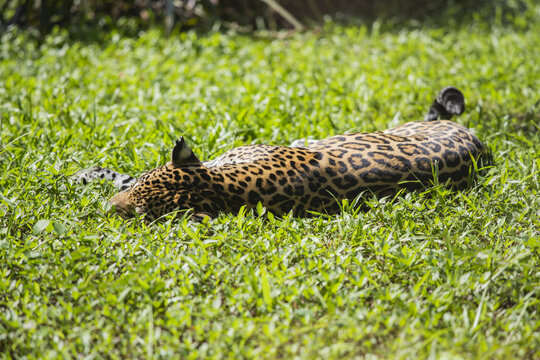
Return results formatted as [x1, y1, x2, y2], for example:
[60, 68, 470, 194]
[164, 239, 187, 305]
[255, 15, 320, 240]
[425, 86, 465, 121]
[438, 86, 465, 116]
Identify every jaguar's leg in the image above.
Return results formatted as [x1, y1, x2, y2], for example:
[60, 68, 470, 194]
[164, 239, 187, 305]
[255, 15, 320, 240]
[424, 86, 465, 121]
[71, 166, 136, 191]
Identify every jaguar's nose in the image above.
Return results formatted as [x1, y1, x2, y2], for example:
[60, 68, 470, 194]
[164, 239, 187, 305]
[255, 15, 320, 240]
[109, 192, 136, 219]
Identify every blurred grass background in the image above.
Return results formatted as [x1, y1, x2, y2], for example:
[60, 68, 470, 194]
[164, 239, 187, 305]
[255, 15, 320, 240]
[2, 0, 538, 37]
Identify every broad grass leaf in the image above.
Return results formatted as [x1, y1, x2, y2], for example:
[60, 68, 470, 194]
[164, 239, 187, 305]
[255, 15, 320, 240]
[33, 219, 51, 235]
[260, 265, 273, 310]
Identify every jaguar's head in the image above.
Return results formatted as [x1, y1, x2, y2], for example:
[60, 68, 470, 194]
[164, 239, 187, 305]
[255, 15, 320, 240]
[110, 137, 207, 221]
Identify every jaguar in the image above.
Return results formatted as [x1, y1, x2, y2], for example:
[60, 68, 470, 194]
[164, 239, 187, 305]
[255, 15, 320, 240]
[73, 87, 489, 221]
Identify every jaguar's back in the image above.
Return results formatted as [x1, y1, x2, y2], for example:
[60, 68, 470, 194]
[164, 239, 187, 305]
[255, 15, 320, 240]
[74, 87, 489, 221]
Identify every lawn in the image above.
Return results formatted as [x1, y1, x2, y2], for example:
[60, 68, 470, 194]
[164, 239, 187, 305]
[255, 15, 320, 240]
[1, 4, 539, 359]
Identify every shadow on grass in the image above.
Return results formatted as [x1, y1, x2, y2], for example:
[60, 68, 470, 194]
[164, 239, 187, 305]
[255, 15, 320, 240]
[280, 0, 534, 28]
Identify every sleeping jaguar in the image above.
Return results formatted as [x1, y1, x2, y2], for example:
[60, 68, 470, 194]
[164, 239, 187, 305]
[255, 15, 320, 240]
[73, 87, 489, 221]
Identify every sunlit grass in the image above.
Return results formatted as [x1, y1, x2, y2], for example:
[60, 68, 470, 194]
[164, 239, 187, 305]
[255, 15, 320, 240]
[1, 8, 539, 358]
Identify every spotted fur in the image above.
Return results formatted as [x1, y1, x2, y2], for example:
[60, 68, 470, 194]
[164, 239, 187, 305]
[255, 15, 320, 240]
[73, 87, 489, 221]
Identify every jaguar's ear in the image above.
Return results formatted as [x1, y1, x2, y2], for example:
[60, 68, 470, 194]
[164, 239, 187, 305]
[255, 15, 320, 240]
[171, 137, 202, 167]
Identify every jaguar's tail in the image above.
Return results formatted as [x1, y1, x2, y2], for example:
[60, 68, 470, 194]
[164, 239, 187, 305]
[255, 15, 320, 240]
[424, 86, 465, 121]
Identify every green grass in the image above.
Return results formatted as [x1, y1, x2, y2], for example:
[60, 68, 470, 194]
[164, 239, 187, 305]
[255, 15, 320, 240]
[1, 7, 540, 359]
